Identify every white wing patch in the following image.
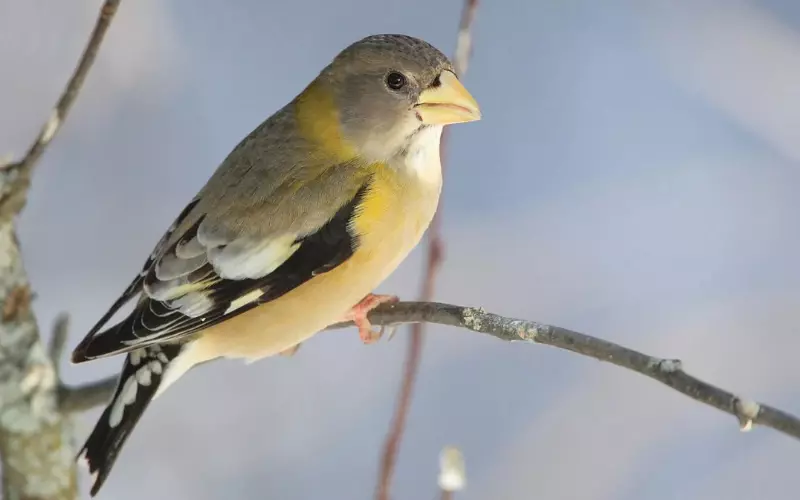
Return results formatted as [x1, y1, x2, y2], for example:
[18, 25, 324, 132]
[224, 288, 265, 314]
[145, 228, 300, 309]
[154, 253, 207, 281]
[145, 276, 201, 302]
[171, 292, 214, 317]
[208, 234, 301, 280]
[132, 224, 303, 344]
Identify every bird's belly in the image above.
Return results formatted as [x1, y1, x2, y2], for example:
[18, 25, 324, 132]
[193, 178, 439, 362]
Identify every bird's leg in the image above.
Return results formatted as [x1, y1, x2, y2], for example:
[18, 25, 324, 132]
[343, 293, 399, 344]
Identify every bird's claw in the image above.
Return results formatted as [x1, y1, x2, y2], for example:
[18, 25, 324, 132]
[344, 293, 399, 344]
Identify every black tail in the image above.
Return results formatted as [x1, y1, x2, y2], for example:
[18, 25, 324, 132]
[78, 343, 183, 496]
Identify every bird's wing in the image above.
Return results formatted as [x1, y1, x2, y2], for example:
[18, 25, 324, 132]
[71, 197, 204, 353]
[72, 170, 372, 362]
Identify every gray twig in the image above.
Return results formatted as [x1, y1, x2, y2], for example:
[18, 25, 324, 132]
[48, 313, 70, 376]
[54, 317, 119, 415]
[59, 377, 118, 414]
[361, 302, 800, 440]
[61, 301, 800, 440]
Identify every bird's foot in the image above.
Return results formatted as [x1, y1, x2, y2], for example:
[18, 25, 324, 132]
[344, 293, 399, 344]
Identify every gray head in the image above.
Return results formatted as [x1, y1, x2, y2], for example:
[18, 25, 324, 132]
[306, 34, 481, 162]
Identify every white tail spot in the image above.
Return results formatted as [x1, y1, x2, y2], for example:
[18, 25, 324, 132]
[129, 349, 143, 366]
[135, 366, 152, 386]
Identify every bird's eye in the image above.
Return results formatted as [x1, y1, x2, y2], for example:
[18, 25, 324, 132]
[386, 72, 407, 90]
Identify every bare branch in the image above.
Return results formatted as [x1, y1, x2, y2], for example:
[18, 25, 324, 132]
[58, 301, 800, 451]
[375, 2, 480, 499]
[0, 2, 122, 499]
[358, 302, 800, 440]
[0, 0, 122, 220]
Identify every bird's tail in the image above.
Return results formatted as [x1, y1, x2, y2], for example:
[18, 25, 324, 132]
[78, 343, 183, 496]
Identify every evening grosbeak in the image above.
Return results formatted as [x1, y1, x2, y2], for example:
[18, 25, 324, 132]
[71, 33, 480, 495]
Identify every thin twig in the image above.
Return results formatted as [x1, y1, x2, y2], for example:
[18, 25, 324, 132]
[375, 2, 480, 499]
[59, 377, 118, 414]
[48, 313, 70, 377]
[0, 0, 122, 219]
[58, 301, 800, 439]
[375, 248, 438, 500]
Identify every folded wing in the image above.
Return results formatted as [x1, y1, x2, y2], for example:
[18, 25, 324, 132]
[71, 180, 369, 363]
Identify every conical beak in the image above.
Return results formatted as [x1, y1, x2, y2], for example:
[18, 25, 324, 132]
[415, 70, 481, 125]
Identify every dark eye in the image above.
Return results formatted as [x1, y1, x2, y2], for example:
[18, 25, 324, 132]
[386, 72, 407, 90]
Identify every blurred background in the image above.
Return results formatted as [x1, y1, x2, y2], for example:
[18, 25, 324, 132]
[2, 0, 800, 498]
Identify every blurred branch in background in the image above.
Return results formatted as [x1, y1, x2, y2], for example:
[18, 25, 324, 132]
[375, 1, 480, 499]
[0, 1, 121, 499]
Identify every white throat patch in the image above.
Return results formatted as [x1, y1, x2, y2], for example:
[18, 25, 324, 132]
[396, 125, 443, 184]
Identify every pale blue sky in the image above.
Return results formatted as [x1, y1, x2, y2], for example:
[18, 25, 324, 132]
[2, 0, 800, 498]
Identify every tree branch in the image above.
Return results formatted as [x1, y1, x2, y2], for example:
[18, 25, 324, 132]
[0, 0, 121, 220]
[59, 378, 118, 415]
[0, 1, 121, 499]
[375, 2, 480, 499]
[59, 301, 800, 440]
[364, 302, 800, 439]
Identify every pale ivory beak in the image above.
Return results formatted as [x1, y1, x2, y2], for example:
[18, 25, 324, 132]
[415, 70, 481, 125]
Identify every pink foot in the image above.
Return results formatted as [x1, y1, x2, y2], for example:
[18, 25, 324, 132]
[343, 294, 399, 344]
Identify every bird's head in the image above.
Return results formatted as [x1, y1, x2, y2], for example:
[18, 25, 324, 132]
[295, 34, 481, 163]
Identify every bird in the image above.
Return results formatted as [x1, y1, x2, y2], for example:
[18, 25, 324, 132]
[70, 33, 480, 496]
